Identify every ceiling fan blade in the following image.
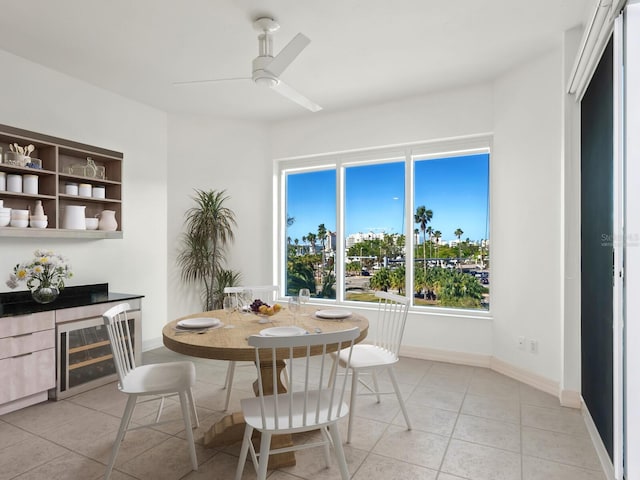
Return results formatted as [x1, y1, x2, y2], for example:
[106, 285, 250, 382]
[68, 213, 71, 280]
[266, 33, 310, 77]
[272, 80, 322, 112]
[173, 77, 251, 86]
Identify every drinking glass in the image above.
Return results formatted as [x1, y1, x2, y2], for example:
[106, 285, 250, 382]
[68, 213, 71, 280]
[298, 288, 311, 315]
[240, 289, 253, 313]
[288, 296, 301, 324]
[223, 295, 237, 328]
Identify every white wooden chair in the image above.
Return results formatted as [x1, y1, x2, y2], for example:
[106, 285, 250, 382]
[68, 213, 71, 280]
[102, 303, 199, 479]
[235, 326, 360, 480]
[222, 285, 279, 410]
[330, 291, 412, 443]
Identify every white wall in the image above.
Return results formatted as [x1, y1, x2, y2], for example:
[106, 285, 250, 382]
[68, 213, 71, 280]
[491, 49, 564, 382]
[270, 84, 496, 359]
[165, 114, 270, 332]
[270, 52, 566, 382]
[0, 49, 169, 345]
[269, 84, 494, 159]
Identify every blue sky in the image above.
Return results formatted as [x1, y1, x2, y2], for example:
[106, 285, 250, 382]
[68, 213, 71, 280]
[286, 153, 489, 243]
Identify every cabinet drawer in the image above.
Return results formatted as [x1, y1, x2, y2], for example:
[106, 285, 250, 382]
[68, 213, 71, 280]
[0, 311, 55, 338]
[0, 329, 54, 360]
[0, 348, 55, 404]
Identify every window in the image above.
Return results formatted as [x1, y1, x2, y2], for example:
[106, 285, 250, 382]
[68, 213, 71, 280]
[345, 160, 405, 302]
[279, 137, 490, 312]
[413, 153, 490, 310]
[285, 168, 336, 298]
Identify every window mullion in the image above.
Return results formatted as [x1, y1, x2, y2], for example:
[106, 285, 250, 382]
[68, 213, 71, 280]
[336, 162, 346, 301]
[405, 149, 415, 305]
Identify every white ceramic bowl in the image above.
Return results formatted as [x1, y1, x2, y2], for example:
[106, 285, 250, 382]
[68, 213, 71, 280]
[0, 215, 9, 227]
[30, 219, 48, 229]
[10, 218, 28, 228]
[10, 209, 29, 220]
[85, 217, 99, 230]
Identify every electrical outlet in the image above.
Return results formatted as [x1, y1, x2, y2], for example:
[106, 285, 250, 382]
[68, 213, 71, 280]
[529, 339, 538, 354]
[518, 336, 525, 350]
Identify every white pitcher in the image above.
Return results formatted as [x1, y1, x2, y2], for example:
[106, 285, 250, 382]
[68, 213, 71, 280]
[63, 205, 86, 230]
[98, 210, 117, 231]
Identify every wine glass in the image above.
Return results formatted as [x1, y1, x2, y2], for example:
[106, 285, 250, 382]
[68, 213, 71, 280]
[298, 288, 311, 315]
[288, 296, 301, 324]
[223, 295, 237, 328]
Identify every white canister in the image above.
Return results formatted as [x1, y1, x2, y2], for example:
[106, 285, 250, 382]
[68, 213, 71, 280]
[92, 185, 105, 199]
[65, 182, 79, 195]
[62, 205, 87, 230]
[23, 174, 38, 195]
[7, 174, 22, 193]
[79, 183, 92, 197]
[0, 172, 5, 191]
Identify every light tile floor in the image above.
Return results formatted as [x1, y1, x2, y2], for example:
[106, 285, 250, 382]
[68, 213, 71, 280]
[0, 347, 607, 480]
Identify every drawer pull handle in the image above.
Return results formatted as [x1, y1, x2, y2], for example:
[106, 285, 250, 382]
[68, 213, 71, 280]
[13, 352, 33, 358]
[13, 332, 34, 338]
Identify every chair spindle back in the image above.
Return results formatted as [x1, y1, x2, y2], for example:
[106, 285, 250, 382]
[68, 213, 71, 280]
[373, 291, 410, 358]
[248, 327, 359, 431]
[102, 302, 136, 383]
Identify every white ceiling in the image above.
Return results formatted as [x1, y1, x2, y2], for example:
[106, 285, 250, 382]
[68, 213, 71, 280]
[0, 0, 591, 122]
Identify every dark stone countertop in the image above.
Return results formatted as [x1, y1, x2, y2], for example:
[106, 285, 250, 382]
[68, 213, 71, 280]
[0, 283, 144, 318]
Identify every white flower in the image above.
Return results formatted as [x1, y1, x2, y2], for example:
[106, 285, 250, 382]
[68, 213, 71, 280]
[6, 274, 18, 289]
[6, 250, 72, 291]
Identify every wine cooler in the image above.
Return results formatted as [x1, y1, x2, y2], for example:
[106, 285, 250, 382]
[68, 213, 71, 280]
[51, 308, 141, 399]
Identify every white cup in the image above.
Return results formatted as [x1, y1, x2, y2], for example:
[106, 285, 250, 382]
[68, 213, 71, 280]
[23, 174, 38, 195]
[65, 182, 78, 195]
[92, 185, 105, 199]
[10, 209, 29, 220]
[0, 172, 5, 191]
[79, 183, 92, 197]
[7, 174, 22, 193]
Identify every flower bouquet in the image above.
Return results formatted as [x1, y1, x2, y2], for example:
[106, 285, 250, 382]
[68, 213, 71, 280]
[6, 250, 73, 303]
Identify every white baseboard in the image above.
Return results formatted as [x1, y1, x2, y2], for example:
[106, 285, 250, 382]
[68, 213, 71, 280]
[400, 345, 492, 367]
[581, 398, 615, 480]
[560, 389, 582, 408]
[490, 357, 559, 397]
[143, 336, 164, 352]
[400, 345, 562, 400]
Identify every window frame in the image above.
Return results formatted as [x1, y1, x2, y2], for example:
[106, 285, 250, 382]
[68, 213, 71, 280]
[274, 134, 493, 317]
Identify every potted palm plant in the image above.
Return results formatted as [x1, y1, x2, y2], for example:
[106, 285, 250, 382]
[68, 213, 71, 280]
[177, 189, 240, 310]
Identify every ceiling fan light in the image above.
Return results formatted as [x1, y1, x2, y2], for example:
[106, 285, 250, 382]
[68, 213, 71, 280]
[254, 75, 278, 88]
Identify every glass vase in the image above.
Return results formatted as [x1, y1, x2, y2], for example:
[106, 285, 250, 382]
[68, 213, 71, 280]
[31, 284, 59, 304]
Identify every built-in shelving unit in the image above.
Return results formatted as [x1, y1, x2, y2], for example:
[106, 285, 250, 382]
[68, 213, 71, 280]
[0, 124, 123, 238]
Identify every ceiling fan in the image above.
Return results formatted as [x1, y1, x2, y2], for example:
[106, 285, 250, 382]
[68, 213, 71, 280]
[174, 17, 322, 112]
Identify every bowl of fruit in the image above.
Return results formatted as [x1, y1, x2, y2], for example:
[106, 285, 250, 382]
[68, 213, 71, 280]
[250, 299, 282, 321]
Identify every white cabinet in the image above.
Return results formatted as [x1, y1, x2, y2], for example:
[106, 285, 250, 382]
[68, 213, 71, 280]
[0, 311, 55, 414]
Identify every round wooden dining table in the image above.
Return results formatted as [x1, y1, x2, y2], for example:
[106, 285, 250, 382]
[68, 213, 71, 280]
[162, 306, 368, 469]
